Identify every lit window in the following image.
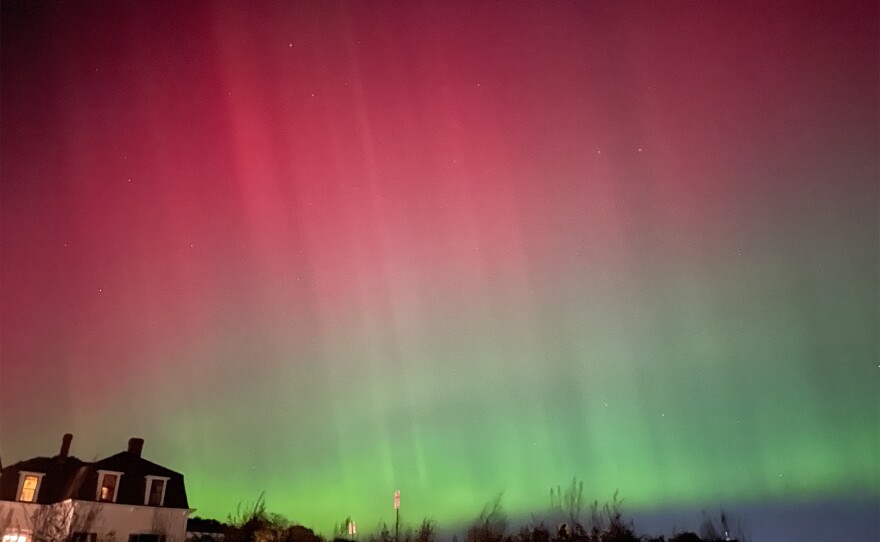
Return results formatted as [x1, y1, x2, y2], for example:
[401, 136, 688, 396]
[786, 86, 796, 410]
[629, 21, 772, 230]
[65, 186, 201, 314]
[19, 475, 38, 502]
[2, 530, 32, 542]
[97, 471, 122, 502]
[17, 473, 43, 502]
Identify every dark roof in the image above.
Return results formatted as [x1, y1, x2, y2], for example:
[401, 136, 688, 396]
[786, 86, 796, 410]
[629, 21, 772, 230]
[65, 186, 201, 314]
[1, 450, 188, 509]
[0, 455, 89, 504]
[93, 451, 182, 478]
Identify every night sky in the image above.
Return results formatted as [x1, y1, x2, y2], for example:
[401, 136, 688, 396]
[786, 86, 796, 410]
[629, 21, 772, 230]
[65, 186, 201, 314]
[1, 1, 878, 540]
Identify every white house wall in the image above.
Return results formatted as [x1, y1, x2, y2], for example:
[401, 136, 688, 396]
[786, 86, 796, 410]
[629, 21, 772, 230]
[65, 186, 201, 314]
[72, 501, 190, 542]
[0, 500, 189, 542]
[0, 501, 45, 532]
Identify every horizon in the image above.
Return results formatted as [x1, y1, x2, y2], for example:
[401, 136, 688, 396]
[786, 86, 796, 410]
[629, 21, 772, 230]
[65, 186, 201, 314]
[2, 425, 877, 539]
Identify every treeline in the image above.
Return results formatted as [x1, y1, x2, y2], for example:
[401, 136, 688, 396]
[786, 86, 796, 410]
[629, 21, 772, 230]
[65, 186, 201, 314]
[191, 483, 746, 542]
[461, 489, 745, 542]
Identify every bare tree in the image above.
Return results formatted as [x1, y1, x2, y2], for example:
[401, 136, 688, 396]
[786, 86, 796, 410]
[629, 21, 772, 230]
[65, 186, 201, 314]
[549, 478, 584, 531]
[151, 509, 173, 542]
[224, 494, 323, 542]
[699, 511, 748, 542]
[27, 502, 103, 542]
[331, 517, 352, 541]
[29, 503, 72, 542]
[466, 494, 506, 542]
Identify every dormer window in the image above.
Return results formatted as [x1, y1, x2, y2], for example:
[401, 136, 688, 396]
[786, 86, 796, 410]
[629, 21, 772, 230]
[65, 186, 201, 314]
[144, 476, 169, 506]
[17, 472, 44, 502]
[96, 470, 123, 502]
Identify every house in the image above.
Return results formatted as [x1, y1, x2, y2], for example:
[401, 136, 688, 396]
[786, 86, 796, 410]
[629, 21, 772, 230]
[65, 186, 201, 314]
[0, 435, 192, 542]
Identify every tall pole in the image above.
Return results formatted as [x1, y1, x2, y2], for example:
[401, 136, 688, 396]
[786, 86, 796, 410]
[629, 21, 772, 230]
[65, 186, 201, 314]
[393, 489, 401, 542]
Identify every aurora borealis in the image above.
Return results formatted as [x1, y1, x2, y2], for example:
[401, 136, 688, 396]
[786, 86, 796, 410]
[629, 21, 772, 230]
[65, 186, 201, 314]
[1, 0, 877, 539]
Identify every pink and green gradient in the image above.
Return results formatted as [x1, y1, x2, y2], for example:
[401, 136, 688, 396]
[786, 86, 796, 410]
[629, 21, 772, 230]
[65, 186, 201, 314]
[1, 0, 877, 535]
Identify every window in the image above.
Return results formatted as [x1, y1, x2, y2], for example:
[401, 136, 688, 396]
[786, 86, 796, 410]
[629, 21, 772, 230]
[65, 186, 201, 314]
[96, 471, 122, 502]
[128, 535, 165, 542]
[19, 475, 38, 502]
[71, 533, 97, 542]
[2, 530, 31, 542]
[99, 474, 117, 501]
[144, 476, 168, 506]
[17, 473, 44, 502]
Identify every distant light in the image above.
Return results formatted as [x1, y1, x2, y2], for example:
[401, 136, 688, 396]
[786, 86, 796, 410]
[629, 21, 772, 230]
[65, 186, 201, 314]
[3, 533, 30, 542]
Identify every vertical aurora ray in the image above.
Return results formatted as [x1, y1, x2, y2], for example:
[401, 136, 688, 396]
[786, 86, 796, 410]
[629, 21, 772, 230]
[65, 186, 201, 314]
[1, 0, 877, 538]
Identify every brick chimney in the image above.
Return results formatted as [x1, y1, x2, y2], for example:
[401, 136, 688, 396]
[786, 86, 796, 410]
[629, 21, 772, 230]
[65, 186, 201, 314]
[60, 433, 73, 458]
[127, 437, 144, 457]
